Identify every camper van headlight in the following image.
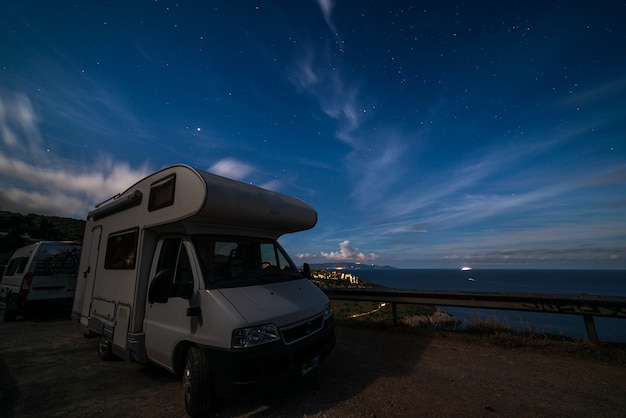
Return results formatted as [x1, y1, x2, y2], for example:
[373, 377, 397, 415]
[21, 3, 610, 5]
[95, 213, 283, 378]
[232, 324, 280, 348]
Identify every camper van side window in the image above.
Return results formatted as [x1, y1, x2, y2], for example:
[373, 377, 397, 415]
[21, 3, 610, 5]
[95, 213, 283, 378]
[149, 174, 176, 211]
[104, 229, 138, 269]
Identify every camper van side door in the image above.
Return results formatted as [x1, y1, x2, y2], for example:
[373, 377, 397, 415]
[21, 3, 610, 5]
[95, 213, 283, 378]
[144, 238, 197, 370]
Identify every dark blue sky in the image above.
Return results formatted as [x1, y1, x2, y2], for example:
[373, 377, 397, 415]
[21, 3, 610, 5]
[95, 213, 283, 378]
[1, 1, 625, 268]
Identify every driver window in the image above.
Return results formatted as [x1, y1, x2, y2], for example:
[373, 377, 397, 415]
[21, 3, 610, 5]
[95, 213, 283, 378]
[176, 245, 193, 284]
[157, 238, 193, 285]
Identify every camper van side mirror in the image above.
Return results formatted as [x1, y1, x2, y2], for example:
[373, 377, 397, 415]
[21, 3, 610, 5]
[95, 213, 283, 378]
[148, 269, 174, 304]
[302, 263, 312, 280]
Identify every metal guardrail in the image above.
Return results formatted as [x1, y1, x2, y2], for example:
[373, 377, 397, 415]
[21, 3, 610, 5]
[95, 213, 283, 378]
[322, 287, 626, 344]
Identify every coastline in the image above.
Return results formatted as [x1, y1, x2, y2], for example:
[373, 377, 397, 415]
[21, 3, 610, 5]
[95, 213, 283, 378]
[310, 269, 462, 329]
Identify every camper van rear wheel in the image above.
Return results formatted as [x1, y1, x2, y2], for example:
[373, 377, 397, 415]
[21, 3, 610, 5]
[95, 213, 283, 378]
[183, 346, 212, 417]
[97, 336, 115, 361]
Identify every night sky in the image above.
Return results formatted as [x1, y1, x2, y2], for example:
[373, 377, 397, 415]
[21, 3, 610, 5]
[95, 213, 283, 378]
[1, 1, 625, 268]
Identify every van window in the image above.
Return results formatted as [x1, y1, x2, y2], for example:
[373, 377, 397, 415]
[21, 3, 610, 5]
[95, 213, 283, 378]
[105, 229, 138, 269]
[157, 238, 193, 283]
[260, 242, 292, 270]
[156, 239, 194, 294]
[149, 174, 176, 211]
[176, 245, 193, 284]
[192, 235, 301, 289]
[4, 257, 28, 276]
[34, 244, 81, 275]
[157, 238, 180, 271]
[16, 257, 29, 274]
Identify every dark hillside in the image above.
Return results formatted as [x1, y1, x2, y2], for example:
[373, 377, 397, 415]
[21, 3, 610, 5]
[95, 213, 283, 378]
[0, 211, 85, 265]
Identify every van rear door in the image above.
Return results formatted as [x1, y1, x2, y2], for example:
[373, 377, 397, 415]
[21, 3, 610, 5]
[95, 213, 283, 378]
[28, 243, 80, 302]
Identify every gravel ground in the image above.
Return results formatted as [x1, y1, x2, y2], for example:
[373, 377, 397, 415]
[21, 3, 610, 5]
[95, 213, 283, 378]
[1, 312, 625, 417]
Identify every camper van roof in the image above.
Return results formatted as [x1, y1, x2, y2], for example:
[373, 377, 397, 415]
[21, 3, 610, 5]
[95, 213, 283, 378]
[88, 164, 317, 238]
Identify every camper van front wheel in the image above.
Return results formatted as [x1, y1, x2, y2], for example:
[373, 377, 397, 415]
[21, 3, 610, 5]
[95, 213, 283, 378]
[183, 347, 212, 417]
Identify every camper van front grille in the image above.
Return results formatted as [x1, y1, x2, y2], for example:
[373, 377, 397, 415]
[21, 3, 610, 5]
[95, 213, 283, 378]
[280, 314, 324, 345]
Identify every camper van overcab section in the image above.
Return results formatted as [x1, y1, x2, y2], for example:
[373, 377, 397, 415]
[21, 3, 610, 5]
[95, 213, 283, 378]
[71, 164, 335, 416]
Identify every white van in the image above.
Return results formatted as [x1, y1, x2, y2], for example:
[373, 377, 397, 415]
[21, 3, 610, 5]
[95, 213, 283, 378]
[71, 164, 335, 416]
[1, 241, 81, 321]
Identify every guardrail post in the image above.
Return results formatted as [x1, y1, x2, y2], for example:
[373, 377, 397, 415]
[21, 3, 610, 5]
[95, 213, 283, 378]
[583, 315, 599, 345]
[392, 302, 398, 325]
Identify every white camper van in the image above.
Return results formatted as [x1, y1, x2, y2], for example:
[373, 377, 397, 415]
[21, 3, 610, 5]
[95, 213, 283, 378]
[1, 241, 81, 321]
[71, 164, 335, 416]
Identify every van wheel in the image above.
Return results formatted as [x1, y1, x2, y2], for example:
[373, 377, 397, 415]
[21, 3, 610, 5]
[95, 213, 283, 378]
[183, 346, 212, 417]
[3, 307, 17, 322]
[2, 297, 18, 321]
[97, 336, 115, 361]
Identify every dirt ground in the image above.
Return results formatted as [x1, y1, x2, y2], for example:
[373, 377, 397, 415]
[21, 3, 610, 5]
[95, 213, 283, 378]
[1, 311, 625, 418]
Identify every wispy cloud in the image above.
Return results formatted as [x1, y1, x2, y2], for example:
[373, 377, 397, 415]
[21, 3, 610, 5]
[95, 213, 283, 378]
[293, 49, 320, 89]
[556, 75, 626, 109]
[258, 179, 282, 192]
[441, 245, 626, 268]
[292, 50, 363, 146]
[314, 0, 336, 34]
[208, 157, 255, 181]
[306, 119, 626, 268]
[290, 45, 411, 213]
[362, 124, 601, 227]
[0, 91, 151, 218]
[0, 92, 44, 155]
[282, 8, 626, 268]
[207, 157, 284, 191]
[296, 239, 379, 262]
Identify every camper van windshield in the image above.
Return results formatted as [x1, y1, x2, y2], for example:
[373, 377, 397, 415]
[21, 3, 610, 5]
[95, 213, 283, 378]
[192, 235, 302, 289]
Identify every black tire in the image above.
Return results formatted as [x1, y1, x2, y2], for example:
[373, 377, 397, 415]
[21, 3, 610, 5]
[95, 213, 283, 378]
[97, 335, 116, 361]
[2, 296, 18, 322]
[2, 306, 17, 322]
[183, 346, 213, 417]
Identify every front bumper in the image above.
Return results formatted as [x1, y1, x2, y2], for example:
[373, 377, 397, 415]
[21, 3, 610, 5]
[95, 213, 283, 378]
[205, 316, 336, 398]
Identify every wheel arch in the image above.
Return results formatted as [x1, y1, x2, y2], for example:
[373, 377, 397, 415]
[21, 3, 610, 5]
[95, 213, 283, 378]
[172, 340, 195, 375]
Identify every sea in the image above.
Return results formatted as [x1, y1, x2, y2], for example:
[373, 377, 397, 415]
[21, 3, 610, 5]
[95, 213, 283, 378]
[342, 269, 626, 343]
